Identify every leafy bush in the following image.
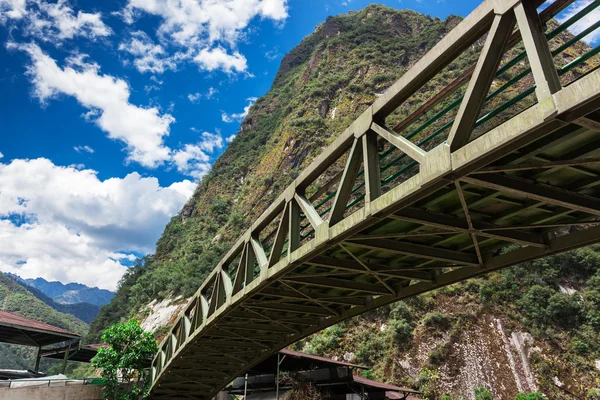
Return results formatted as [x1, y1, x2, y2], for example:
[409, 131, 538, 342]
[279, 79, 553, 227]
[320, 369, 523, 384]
[474, 386, 493, 400]
[423, 311, 452, 330]
[303, 324, 345, 355]
[388, 318, 413, 350]
[548, 292, 582, 328]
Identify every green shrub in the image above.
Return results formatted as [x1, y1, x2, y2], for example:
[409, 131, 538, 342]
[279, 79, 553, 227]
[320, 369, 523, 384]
[515, 392, 545, 400]
[303, 324, 345, 355]
[548, 292, 582, 328]
[474, 386, 493, 400]
[423, 312, 452, 330]
[388, 318, 413, 350]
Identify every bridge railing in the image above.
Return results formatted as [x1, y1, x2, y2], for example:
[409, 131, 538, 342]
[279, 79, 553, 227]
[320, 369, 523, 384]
[151, 0, 600, 387]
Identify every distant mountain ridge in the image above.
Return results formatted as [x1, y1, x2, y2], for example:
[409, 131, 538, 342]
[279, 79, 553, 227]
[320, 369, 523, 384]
[6, 274, 114, 306]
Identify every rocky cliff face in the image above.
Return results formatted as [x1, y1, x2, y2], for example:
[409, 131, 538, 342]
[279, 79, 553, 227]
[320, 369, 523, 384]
[88, 4, 600, 399]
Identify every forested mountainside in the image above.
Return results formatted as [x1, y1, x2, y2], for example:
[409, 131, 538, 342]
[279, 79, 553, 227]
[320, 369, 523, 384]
[0, 273, 88, 370]
[87, 4, 600, 399]
[4, 273, 109, 323]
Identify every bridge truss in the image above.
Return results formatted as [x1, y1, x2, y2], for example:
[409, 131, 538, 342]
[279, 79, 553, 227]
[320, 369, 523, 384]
[151, 0, 600, 397]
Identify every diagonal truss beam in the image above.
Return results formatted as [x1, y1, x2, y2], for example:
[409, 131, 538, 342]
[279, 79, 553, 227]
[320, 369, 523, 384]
[463, 174, 600, 216]
[346, 238, 480, 266]
[448, 10, 517, 151]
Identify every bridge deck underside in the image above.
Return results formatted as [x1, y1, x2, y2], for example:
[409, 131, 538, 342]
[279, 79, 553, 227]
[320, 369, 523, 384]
[151, 0, 600, 396]
[152, 99, 600, 400]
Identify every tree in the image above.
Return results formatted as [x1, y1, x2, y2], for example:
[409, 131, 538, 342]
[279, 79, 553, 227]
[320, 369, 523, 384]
[92, 319, 158, 400]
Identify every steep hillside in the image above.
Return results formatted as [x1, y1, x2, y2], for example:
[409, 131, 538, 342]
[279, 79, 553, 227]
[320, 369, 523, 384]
[292, 247, 600, 399]
[90, 5, 470, 340]
[5, 273, 105, 323]
[88, 3, 600, 398]
[0, 273, 88, 370]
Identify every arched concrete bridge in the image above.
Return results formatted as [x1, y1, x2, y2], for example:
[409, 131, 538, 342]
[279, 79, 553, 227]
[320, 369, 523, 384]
[151, 0, 600, 397]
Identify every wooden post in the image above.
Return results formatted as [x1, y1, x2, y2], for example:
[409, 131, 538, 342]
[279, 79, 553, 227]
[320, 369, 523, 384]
[34, 346, 41, 373]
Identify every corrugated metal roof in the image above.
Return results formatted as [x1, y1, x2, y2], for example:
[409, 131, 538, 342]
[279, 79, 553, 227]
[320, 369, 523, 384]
[280, 348, 368, 369]
[0, 310, 79, 337]
[0, 310, 79, 347]
[353, 375, 421, 395]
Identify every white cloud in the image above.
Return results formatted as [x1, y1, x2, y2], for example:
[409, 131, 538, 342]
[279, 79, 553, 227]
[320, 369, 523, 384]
[123, 0, 288, 47]
[188, 87, 218, 103]
[0, 0, 27, 20]
[0, 152, 3, 158]
[173, 131, 225, 180]
[74, 145, 94, 153]
[188, 92, 201, 103]
[144, 84, 160, 93]
[13, 43, 175, 168]
[0, 158, 195, 290]
[226, 134, 236, 143]
[265, 48, 280, 61]
[194, 46, 247, 74]
[554, 0, 600, 44]
[222, 96, 257, 123]
[118, 31, 185, 74]
[1, 0, 111, 42]
[120, 0, 288, 74]
[206, 86, 218, 99]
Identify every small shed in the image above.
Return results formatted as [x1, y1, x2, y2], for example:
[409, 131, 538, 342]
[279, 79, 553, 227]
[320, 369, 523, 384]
[0, 310, 80, 373]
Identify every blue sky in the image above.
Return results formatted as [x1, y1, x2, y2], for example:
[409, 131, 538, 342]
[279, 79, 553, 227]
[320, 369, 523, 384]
[0, 0, 597, 290]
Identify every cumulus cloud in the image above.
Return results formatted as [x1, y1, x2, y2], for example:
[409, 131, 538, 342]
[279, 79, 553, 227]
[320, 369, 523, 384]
[1, 0, 111, 42]
[120, 0, 288, 74]
[173, 131, 225, 180]
[12, 43, 175, 168]
[118, 31, 186, 74]
[0, 158, 195, 290]
[74, 145, 94, 153]
[0, 152, 3, 158]
[554, 0, 600, 44]
[194, 46, 247, 74]
[222, 97, 257, 123]
[226, 134, 236, 143]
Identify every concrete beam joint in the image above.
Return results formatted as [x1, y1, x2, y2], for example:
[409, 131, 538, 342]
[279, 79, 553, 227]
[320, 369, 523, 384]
[353, 106, 373, 138]
[494, 0, 521, 15]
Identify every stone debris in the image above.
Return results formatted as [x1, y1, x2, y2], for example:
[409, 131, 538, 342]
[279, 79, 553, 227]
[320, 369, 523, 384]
[141, 297, 187, 334]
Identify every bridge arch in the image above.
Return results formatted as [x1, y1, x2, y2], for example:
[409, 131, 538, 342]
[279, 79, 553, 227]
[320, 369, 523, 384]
[151, 0, 600, 397]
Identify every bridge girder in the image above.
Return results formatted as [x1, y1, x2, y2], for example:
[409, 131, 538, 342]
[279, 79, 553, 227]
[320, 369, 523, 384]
[150, 0, 600, 397]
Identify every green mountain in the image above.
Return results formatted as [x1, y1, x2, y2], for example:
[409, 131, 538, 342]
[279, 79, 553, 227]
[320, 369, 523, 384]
[0, 273, 88, 370]
[88, 4, 600, 399]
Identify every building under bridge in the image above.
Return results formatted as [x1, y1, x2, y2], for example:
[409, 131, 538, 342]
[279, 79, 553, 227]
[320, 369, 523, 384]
[224, 349, 422, 400]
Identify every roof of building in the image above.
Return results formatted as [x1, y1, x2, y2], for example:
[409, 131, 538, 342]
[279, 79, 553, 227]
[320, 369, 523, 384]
[247, 348, 368, 374]
[353, 375, 422, 395]
[0, 310, 80, 347]
[41, 343, 107, 363]
[280, 348, 368, 369]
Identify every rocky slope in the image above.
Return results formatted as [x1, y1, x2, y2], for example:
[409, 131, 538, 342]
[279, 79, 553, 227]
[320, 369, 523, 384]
[88, 4, 600, 399]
